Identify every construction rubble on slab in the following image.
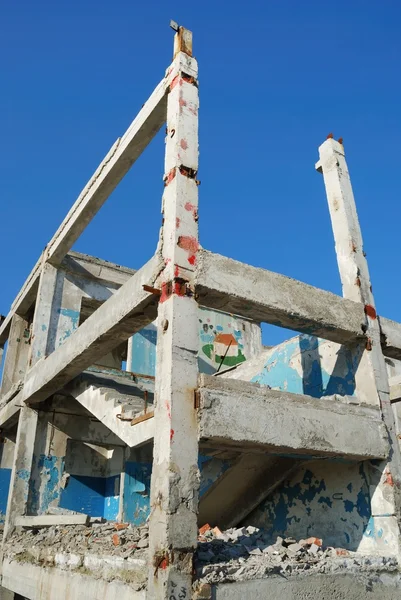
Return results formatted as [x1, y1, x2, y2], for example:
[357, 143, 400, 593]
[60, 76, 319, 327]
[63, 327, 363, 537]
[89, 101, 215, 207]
[1, 24, 401, 600]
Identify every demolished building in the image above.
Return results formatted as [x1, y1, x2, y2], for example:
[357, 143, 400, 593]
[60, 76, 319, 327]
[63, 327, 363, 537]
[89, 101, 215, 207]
[1, 25, 401, 600]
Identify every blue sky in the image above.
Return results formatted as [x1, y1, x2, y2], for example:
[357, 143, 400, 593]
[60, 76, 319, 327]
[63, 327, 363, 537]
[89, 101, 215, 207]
[1, 1, 401, 346]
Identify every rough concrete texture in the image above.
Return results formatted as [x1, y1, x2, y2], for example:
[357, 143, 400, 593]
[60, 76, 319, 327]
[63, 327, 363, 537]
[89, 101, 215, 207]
[205, 572, 401, 600]
[2, 558, 146, 600]
[195, 249, 366, 345]
[197, 375, 388, 460]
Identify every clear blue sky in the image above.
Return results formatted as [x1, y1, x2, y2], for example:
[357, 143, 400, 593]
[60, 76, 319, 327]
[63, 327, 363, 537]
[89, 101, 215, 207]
[1, 1, 401, 346]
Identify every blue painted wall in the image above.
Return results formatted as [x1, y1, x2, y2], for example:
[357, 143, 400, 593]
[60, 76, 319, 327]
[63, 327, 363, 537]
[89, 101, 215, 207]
[245, 461, 372, 550]
[60, 474, 120, 519]
[122, 455, 231, 526]
[251, 334, 361, 397]
[123, 461, 152, 525]
[0, 468, 11, 523]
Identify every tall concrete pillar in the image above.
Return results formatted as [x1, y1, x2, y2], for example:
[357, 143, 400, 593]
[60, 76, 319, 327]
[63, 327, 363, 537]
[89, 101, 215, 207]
[3, 405, 39, 541]
[147, 28, 200, 599]
[0, 315, 30, 397]
[3, 262, 59, 540]
[29, 262, 58, 366]
[317, 137, 401, 556]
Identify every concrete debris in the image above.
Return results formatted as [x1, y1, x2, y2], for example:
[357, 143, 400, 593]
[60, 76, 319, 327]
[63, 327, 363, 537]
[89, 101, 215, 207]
[3, 521, 149, 588]
[194, 525, 398, 585]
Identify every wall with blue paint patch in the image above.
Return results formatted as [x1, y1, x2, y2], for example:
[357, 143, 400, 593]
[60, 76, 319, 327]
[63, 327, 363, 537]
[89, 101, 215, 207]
[0, 438, 14, 523]
[243, 333, 362, 397]
[129, 307, 261, 377]
[59, 441, 123, 519]
[122, 450, 231, 526]
[45, 267, 122, 365]
[245, 461, 372, 551]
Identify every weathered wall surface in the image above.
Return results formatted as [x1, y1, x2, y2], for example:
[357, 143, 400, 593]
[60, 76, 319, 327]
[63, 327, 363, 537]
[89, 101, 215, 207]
[226, 334, 361, 397]
[244, 459, 398, 556]
[122, 447, 230, 526]
[129, 307, 261, 377]
[226, 333, 401, 400]
[245, 461, 371, 550]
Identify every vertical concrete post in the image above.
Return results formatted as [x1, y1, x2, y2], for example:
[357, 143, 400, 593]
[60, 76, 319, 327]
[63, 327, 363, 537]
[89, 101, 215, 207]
[30, 262, 58, 366]
[148, 28, 200, 599]
[3, 406, 38, 541]
[0, 315, 30, 397]
[317, 138, 401, 556]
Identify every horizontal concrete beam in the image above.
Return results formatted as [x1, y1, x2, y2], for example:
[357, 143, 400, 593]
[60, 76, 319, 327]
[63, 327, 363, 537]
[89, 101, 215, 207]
[22, 254, 163, 404]
[61, 251, 137, 287]
[195, 250, 366, 345]
[197, 375, 389, 460]
[379, 316, 401, 360]
[15, 515, 89, 527]
[45, 78, 168, 267]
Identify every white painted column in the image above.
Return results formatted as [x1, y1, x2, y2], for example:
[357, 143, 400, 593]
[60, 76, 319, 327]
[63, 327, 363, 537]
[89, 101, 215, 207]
[148, 29, 200, 600]
[3, 405, 38, 541]
[29, 262, 58, 366]
[317, 138, 401, 557]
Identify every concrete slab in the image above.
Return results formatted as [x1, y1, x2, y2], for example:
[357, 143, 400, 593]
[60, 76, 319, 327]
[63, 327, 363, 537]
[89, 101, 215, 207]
[197, 375, 389, 460]
[1, 558, 145, 600]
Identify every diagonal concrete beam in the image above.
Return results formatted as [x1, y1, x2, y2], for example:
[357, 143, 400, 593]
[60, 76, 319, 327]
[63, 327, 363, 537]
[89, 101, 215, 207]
[198, 454, 301, 529]
[195, 250, 366, 345]
[197, 375, 389, 461]
[22, 254, 163, 404]
[45, 79, 168, 267]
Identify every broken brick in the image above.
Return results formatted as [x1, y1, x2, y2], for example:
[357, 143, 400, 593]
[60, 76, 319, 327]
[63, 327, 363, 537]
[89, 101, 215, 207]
[112, 533, 120, 546]
[114, 523, 129, 531]
[199, 523, 212, 535]
[302, 537, 322, 547]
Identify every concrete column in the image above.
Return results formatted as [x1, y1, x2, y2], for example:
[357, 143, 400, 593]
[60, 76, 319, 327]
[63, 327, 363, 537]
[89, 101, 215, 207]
[317, 138, 401, 556]
[3, 406, 38, 541]
[148, 28, 200, 599]
[30, 262, 58, 366]
[0, 587, 15, 599]
[0, 316, 30, 397]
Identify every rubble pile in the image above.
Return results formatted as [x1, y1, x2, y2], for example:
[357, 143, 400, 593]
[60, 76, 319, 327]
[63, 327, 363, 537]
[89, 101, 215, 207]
[6, 521, 150, 561]
[194, 524, 398, 585]
[4, 521, 398, 590]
